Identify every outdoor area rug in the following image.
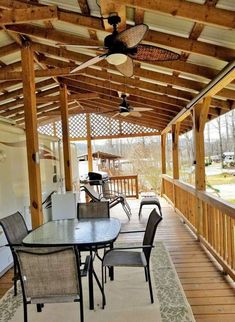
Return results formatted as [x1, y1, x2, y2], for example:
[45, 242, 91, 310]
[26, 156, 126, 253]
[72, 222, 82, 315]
[0, 241, 195, 322]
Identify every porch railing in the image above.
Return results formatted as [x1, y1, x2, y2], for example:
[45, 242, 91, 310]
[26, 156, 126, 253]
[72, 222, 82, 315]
[109, 175, 139, 199]
[162, 174, 235, 281]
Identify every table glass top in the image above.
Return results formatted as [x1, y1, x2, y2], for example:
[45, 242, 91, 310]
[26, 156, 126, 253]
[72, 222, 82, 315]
[23, 218, 121, 247]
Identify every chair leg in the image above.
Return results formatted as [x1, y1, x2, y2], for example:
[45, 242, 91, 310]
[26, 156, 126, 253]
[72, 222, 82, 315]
[36, 303, 43, 312]
[101, 264, 105, 309]
[80, 300, 84, 322]
[120, 200, 131, 220]
[144, 266, 148, 282]
[146, 265, 154, 303]
[13, 260, 17, 296]
[23, 300, 28, 322]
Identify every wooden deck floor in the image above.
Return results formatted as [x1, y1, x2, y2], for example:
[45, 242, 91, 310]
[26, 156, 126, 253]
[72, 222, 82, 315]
[1, 198, 235, 321]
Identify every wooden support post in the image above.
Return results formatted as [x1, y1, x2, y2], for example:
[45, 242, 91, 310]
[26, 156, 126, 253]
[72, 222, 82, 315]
[172, 122, 181, 207]
[60, 83, 73, 191]
[86, 113, 93, 172]
[193, 96, 211, 237]
[21, 42, 43, 229]
[172, 122, 181, 180]
[161, 133, 166, 195]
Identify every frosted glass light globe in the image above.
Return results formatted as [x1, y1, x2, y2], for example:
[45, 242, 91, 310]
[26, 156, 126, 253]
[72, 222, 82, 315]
[106, 53, 127, 65]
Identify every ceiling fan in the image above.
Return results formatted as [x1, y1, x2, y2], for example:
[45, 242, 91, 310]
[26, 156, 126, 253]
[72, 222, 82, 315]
[59, 12, 180, 77]
[102, 94, 153, 118]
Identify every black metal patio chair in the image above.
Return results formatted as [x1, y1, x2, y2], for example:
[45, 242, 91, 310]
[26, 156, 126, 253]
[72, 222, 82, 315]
[15, 247, 84, 322]
[101, 208, 162, 308]
[0, 212, 30, 296]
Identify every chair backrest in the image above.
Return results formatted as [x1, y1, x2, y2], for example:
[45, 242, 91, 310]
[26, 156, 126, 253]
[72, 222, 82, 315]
[77, 201, 110, 219]
[15, 247, 82, 301]
[143, 209, 162, 262]
[0, 212, 29, 248]
[80, 183, 101, 202]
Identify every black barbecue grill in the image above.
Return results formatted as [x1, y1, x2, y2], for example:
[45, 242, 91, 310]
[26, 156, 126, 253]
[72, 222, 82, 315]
[88, 171, 109, 186]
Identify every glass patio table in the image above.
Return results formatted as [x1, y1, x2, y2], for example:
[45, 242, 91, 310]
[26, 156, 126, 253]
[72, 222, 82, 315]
[23, 217, 121, 310]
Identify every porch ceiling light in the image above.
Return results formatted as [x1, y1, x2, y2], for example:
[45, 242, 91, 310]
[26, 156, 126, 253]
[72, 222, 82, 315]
[106, 53, 128, 66]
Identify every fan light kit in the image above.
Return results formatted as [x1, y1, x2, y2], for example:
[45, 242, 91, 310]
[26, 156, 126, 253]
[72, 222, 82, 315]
[59, 12, 180, 78]
[106, 53, 128, 65]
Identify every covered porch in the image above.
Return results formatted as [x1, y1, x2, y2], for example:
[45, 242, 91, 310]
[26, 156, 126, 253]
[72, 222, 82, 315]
[0, 0, 235, 322]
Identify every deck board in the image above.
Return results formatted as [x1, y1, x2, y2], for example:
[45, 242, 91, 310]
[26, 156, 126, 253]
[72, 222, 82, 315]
[0, 197, 235, 321]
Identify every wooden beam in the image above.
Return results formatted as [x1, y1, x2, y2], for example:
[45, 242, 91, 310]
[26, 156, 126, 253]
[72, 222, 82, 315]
[63, 79, 183, 117]
[134, 8, 145, 24]
[58, 10, 103, 30]
[36, 92, 98, 103]
[21, 42, 43, 229]
[205, 68, 235, 97]
[0, 0, 33, 9]
[193, 97, 211, 236]
[0, 6, 57, 25]
[7, 22, 235, 62]
[65, 75, 186, 109]
[6, 23, 100, 46]
[194, 98, 211, 191]
[116, 0, 235, 29]
[0, 43, 19, 57]
[60, 83, 73, 191]
[161, 133, 166, 174]
[146, 29, 235, 62]
[31, 54, 233, 109]
[77, 0, 90, 15]
[0, 79, 54, 102]
[99, 0, 126, 32]
[86, 113, 93, 171]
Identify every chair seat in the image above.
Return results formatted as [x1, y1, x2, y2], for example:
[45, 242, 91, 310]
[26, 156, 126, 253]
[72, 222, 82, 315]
[140, 197, 160, 205]
[31, 294, 80, 304]
[103, 250, 147, 267]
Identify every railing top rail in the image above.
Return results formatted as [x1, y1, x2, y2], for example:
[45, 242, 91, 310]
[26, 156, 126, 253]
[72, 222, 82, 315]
[110, 175, 138, 180]
[162, 175, 235, 219]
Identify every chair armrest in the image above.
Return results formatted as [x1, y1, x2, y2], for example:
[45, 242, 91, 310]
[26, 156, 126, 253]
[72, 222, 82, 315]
[104, 245, 154, 256]
[120, 230, 145, 234]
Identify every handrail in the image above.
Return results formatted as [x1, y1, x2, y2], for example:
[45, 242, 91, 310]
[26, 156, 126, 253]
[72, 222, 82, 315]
[162, 175, 235, 281]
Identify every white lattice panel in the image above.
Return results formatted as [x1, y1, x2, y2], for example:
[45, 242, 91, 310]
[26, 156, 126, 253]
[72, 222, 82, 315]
[38, 114, 158, 139]
[91, 114, 120, 137]
[121, 121, 158, 135]
[38, 123, 54, 136]
[55, 121, 62, 139]
[69, 114, 87, 138]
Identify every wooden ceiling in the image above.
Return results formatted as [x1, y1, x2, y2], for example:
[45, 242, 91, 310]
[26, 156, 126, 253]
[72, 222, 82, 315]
[0, 0, 234, 133]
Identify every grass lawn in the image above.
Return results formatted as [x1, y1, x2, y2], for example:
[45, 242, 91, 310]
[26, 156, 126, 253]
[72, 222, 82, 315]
[206, 173, 235, 185]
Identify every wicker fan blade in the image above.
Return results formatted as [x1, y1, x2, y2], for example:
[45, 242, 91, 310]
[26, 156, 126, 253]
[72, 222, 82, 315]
[130, 111, 142, 117]
[115, 56, 134, 77]
[71, 53, 108, 73]
[129, 44, 180, 61]
[117, 24, 148, 48]
[132, 107, 153, 112]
